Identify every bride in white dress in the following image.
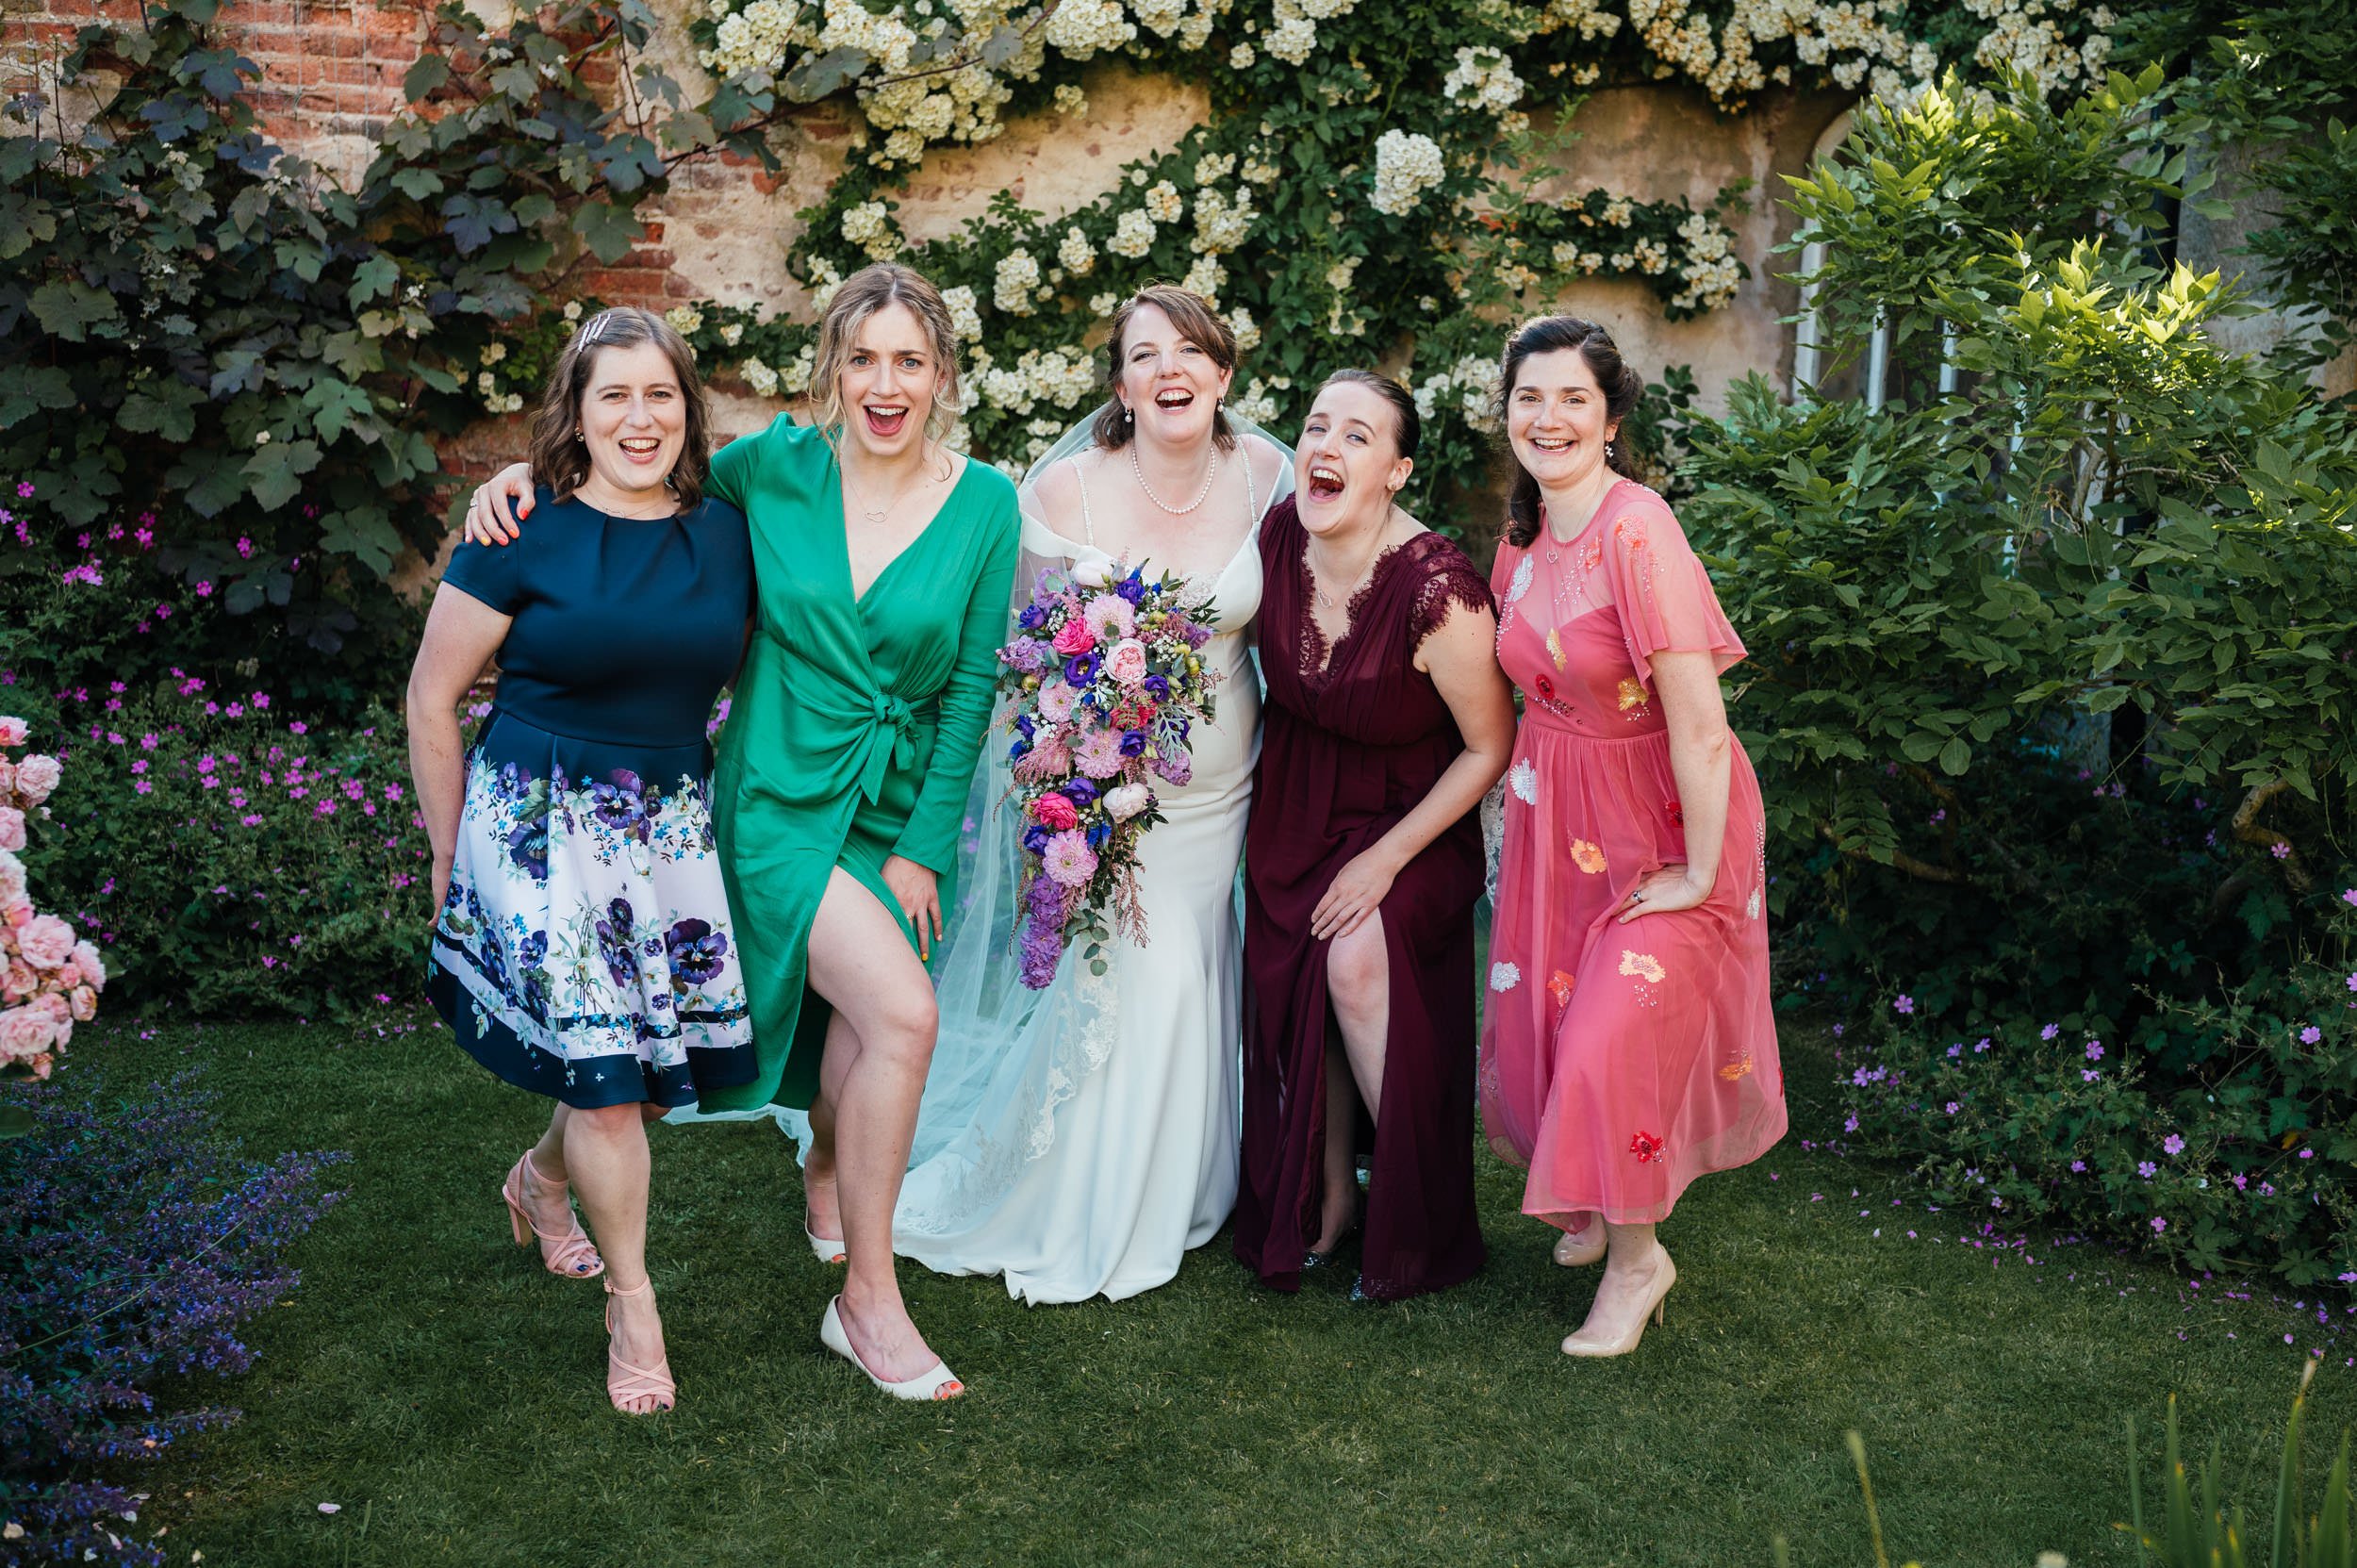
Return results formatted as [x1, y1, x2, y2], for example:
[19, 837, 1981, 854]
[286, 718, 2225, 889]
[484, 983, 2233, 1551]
[799, 285, 1291, 1302]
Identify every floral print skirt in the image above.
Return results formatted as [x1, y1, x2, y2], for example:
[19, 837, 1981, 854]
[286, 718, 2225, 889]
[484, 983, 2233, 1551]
[1477, 719, 1786, 1227]
[430, 711, 756, 1110]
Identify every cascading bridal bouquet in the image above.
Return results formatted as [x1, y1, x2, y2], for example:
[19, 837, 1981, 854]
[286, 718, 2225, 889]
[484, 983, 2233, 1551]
[997, 559, 1221, 989]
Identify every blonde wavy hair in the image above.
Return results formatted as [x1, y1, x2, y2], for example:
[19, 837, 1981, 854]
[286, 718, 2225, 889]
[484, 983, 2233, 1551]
[809, 262, 965, 449]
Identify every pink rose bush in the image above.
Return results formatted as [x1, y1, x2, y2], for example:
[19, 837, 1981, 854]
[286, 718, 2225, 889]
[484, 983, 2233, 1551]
[996, 560, 1221, 988]
[0, 717, 108, 1083]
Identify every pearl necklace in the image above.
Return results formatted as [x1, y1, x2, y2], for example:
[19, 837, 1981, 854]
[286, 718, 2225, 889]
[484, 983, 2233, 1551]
[1129, 441, 1222, 516]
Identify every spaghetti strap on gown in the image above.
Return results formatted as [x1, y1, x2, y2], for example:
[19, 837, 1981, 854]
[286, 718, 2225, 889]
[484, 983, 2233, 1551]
[1234, 502, 1492, 1300]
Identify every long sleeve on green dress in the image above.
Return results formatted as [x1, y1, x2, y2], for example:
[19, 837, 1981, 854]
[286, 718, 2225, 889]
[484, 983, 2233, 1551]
[894, 527, 1016, 873]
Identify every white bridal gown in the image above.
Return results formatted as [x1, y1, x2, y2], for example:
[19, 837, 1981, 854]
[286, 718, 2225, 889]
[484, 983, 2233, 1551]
[886, 428, 1292, 1302]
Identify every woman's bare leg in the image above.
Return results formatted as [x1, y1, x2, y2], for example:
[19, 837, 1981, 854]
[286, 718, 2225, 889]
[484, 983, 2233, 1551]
[804, 868, 945, 1383]
[564, 1102, 667, 1412]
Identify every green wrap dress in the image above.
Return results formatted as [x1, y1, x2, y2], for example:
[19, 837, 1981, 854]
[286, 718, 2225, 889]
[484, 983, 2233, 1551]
[695, 417, 1020, 1114]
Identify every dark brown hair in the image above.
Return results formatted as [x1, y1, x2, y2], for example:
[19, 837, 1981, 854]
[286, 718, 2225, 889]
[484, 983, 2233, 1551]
[1089, 284, 1239, 452]
[1495, 315, 1643, 550]
[527, 306, 711, 508]
[810, 261, 965, 448]
[1312, 368, 1421, 461]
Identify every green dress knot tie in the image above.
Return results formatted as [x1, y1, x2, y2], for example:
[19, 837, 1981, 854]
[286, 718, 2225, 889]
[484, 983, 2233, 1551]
[858, 691, 918, 804]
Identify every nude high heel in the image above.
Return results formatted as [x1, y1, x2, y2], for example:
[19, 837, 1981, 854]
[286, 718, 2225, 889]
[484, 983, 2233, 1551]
[820, 1296, 964, 1401]
[502, 1150, 604, 1279]
[602, 1278, 676, 1414]
[1553, 1216, 1607, 1268]
[1560, 1247, 1676, 1359]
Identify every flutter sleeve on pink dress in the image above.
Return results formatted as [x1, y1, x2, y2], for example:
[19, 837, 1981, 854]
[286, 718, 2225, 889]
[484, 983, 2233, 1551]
[1597, 491, 1747, 688]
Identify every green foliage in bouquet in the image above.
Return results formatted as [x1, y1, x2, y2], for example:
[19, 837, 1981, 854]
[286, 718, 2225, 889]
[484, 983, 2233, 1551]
[1681, 69, 2357, 1283]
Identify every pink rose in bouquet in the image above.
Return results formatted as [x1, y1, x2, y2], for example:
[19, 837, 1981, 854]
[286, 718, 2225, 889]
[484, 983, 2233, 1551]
[1032, 793, 1080, 832]
[0, 717, 25, 748]
[1050, 619, 1096, 657]
[0, 760, 14, 795]
[3, 963, 33, 1003]
[18, 915, 74, 969]
[0, 808, 21, 853]
[69, 985, 97, 1022]
[13, 754, 60, 804]
[1105, 639, 1150, 689]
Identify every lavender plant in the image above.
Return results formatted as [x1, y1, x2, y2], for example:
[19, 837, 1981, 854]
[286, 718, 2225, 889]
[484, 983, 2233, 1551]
[0, 1076, 344, 1565]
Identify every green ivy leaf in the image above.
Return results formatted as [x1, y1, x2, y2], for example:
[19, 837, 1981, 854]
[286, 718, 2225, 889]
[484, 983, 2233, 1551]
[349, 254, 401, 305]
[0, 366, 75, 428]
[117, 380, 205, 442]
[572, 200, 642, 263]
[28, 280, 119, 341]
[243, 437, 323, 509]
[389, 166, 444, 201]
[403, 52, 452, 102]
[318, 505, 402, 575]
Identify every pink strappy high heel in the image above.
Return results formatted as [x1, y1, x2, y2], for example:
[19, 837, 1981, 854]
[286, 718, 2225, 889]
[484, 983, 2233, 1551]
[602, 1278, 676, 1414]
[502, 1150, 604, 1279]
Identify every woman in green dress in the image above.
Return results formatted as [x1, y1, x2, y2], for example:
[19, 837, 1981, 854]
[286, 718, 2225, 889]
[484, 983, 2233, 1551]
[466, 264, 1018, 1399]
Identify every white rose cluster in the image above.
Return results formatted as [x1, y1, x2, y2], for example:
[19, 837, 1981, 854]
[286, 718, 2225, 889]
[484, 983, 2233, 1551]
[1107, 207, 1159, 259]
[1412, 354, 1504, 433]
[941, 284, 985, 343]
[1144, 179, 1185, 223]
[1058, 226, 1098, 276]
[1442, 45, 1525, 117]
[1180, 255, 1227, 304]
[1225, 305, 1261, 354]
[1970, 0, 2113, 98]
[994, 249, 1043, 316]
[974, 347, 1098, 415]
[1670, 210, 1742, 312]
[1228, 376, 1282, 426]
[1191, 187, 1256, 254]
[665, 305, 704, 337]
[840, 199, 898, 260]
[1532, 0, 1624, 41]
[1044, 0, 1136, 59]
[1370, 130, 1445, 217]
[1132, 0, 1187, 37]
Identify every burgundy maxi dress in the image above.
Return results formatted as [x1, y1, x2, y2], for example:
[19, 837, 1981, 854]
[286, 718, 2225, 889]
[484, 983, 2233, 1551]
[1234, 499, 1493, 1301]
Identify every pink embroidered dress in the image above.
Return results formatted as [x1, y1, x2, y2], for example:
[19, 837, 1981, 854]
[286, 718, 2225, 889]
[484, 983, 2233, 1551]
[1479, 479, 1785, 1230]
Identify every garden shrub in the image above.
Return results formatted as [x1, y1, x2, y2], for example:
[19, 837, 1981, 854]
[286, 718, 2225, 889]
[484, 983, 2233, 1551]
[0, 1075, 343, 1566]
[1684, 70, 2357, 1283]
[20, 682, 434, 1022]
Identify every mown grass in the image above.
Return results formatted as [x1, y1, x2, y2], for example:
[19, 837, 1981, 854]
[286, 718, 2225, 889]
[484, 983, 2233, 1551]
[82, 1017, 2356, 1567]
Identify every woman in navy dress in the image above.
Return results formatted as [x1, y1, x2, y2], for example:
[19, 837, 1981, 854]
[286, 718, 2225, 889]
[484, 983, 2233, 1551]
[406, 307, 753, 1415]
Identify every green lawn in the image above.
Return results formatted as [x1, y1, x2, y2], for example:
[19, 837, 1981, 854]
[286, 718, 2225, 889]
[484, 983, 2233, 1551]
[97, 1017, 2352, 1567]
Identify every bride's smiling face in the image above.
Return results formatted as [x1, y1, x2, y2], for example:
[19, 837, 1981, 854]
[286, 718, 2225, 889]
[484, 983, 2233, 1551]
[1115, 304, 1232, 451]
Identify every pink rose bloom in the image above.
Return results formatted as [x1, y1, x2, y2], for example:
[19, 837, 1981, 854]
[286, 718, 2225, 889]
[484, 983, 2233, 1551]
[0, 717, 25, 747]
[1038, 681, 1080, 724]
[70, 941, 104, 990]
[55, 963, 78, 988]
[0, 850, 20, 907]
[13, 754, 60, 804]
[2, 963, 32, 1003]
[1042, 829, 1098, 888]
[1050, 618, 1097, 657]
[34, 991, 67, 1024]
[5, 901, 27, 929]
[52, 1015, 71, 1049]
[0, 760, 14, 794]
[69, 984, 96, 1022]
[0, 1003, 56, 1060]
[1105, 638, 1149, 689]
[1075, 728, 1126, 779]
[1031, 793, 1080, 832]
[18, 914, 74, 969]
[0, 808, 23, 853]
[1083, 593, 1137, 643]
[1105, 782, 1154, 821]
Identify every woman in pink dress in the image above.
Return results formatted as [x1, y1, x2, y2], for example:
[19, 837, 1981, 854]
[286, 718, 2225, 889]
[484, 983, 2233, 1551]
[1478, 315, 1785, 1358]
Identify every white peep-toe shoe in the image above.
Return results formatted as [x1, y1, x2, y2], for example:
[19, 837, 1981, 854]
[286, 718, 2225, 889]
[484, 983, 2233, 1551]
[805, 1226, 847, 1265]
[820, 1296, 964, 1401]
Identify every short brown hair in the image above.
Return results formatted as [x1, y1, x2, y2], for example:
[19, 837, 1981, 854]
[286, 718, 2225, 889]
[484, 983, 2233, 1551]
[1088, 285, 1239, 452]
[809, 262, 965, 447]
[526, 306, 712, 508]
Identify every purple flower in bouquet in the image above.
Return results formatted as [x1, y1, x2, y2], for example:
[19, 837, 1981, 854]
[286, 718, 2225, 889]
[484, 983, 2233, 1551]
[1064, 651, 1101, 686]
[1063, 778, 1100, 806]
[1153, 749, 1194, 787]
[1119, 730, 1149, 757]
[1043, 829, 1098, 888]
[1022, 823, 1052, 852]
[1143, 673, 1171, 701]
[1018, 875, 1069, 987]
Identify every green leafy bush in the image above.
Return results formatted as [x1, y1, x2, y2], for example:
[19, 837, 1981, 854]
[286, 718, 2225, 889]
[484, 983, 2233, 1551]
[1684, 70, 2357, 1283]
[21, 682, 435, 1022]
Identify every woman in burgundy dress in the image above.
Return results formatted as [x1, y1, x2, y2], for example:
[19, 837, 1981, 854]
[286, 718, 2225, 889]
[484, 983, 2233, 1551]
[1235, 371, 1516, 1302]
